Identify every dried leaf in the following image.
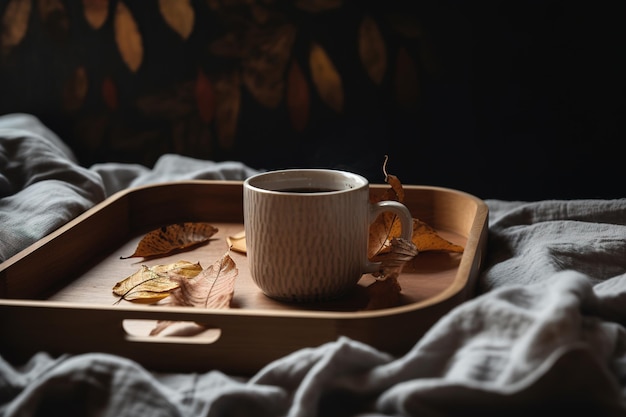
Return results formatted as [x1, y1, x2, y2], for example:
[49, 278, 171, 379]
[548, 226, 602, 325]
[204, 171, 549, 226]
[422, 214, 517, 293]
[150, 251, 238, 336]
[158, 0, 195, 40]
[37, 0, 69, 41]
[365, 274, 402, 310]
[1, 0, 32, 56]
[83, 0, 109, 30]
[62, 66, 89, 112]
[371, 237, 418, 278]
[286, 59, 310, 132]
[411, 219, 464, 253]
[368, 157, 464, 258]
[395, 46, 419, 109]
[112, 260, 203, 303]
[359, 16, 387, 85]
[226, 230, 246, 254]
[114, 1, 143, 72]
[121, 222, 219, 259]
[215, 72, 241, 148]
[243, 24, 296, 109]
[309, 42, 344, 113]
[196, 67, 216, 123]
[101, 76, 118, 110]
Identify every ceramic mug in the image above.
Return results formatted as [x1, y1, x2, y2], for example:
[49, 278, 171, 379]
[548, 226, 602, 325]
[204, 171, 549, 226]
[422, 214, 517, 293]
[243, 168, 413, 302]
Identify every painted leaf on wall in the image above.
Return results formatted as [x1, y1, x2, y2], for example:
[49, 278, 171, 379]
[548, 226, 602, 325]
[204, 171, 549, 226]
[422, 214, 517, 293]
[62, 65, 88, 112]
[158, 0, 194, 40]
[286, 59, 310, 132]
[394, 46, 419, 109]
[37, 0, 69, 41]
[243, 24, 296, 109]
[114, 1, 143, 73]
[215, 72, 241, 149]
[83, 0, 109, 30]
[1, 0, 32, 56]
[195, 68, 215, 124]
[359, 16, 386, 85]
[309, 42, 343, 113]
[102, 76, 118, 110]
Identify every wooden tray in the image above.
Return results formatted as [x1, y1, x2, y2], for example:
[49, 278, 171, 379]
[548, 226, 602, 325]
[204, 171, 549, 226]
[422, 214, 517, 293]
[0, 180, 488, 375]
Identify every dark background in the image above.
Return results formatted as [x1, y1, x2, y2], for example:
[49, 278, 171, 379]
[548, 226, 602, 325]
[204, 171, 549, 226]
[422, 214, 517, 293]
[1, 1, 624, 201]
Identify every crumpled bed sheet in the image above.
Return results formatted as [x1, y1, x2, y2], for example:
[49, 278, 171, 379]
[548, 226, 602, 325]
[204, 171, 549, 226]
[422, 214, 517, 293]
[1, 113, 626, 416]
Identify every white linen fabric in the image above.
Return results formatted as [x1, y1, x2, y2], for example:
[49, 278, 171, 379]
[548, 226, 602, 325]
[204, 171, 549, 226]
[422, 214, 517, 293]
[1, 114, 626, 416]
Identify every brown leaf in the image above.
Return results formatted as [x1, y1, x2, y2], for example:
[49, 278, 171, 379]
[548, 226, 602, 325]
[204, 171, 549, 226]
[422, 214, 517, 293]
[150, 251, 238, 336]
[112, 260, 203, 303]
[371, 237, 418, 278]
[83, 0, 109, 30]
[196, 68, 216, 123]
[286, 59, 310, 132]
[242, 24, 296, 109]
[114, 1, 143, 72]
[121, 222, 219, 259]
[158, 0, 195, 40]
[1, 0, 32, 56]
[368, 157, 464, 258]
[309, 42, 344, 113]
[101, 76, 118, 110]
[359, 16, 387, 85]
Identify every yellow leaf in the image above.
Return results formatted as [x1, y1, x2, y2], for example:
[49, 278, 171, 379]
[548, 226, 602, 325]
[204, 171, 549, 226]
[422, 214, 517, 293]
[1, 0, 32, 56]
[226, 230, 246, 254]
[114, 1, 143, 72]
[121, 222, 219, 259]
[410, 219, 464, 253]
[83, 0, 109, 30]
[309, 42, 343, 113]
[112, 260, 203, 303]
[359, 16, 387, 85]
[158, 0, 194, 40]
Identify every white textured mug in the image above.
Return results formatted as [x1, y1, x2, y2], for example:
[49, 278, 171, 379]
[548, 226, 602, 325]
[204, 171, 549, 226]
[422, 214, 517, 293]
[243, 169, 413, 302]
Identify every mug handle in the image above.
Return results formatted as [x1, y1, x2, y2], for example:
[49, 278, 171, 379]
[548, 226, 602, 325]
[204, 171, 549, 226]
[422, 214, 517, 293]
[363, 200, 413, 273]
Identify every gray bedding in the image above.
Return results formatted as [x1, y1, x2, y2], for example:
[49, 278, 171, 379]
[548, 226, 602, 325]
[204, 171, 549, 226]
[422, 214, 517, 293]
[1, 113, 625, 416]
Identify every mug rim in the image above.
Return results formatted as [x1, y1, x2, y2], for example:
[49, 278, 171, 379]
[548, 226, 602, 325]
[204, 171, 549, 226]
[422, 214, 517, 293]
[244, 168, 369, 195]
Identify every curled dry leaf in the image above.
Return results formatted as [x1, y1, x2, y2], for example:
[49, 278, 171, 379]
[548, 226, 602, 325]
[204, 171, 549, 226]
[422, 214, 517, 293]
[226, 230, 246, 254]
[112, 260, 202, 304]
[121, 222, 219, 259]
[158, 0, 195, 40]
[150, 251, 238, 336]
